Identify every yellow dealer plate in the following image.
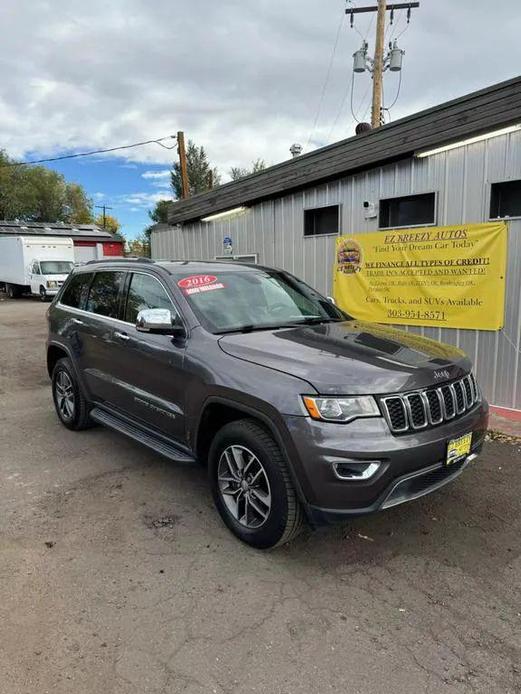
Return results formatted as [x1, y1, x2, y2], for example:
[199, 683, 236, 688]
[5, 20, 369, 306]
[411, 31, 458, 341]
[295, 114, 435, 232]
[446, 433, 472, 466]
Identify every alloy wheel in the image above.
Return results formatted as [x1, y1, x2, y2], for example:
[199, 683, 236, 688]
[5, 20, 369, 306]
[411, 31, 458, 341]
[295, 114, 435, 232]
[55, 370, 75, 421]
[217, 445, 272, 529]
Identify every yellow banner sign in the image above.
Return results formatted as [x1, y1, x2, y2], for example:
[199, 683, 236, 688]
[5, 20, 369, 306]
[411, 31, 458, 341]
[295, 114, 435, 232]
[333, 222, 507, 330]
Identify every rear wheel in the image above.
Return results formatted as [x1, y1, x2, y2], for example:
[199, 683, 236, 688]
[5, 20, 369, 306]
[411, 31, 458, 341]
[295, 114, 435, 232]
[208, 419, 303, 549]
[51, 357, 93, 430]
[6, 284, 19, 299]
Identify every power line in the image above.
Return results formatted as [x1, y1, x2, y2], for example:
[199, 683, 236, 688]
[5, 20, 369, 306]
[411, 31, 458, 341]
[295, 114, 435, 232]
[306, 9, 345, 148]
[0, 134, 177, 168]
[385, 68, 403, 112]
[350, 69, 373, 125]
[359, 81, 373, 121]
[350, 71, 360, 123]
[328, 83, 350, 142]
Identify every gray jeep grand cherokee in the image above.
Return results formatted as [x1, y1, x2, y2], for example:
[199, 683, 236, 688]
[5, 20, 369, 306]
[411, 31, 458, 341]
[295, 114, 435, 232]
[47, 259, 488, 548]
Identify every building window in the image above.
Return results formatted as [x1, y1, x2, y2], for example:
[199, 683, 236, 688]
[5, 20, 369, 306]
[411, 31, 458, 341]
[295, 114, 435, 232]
[379, 193, 436, 229]
[490, 180, 521, 219]
[304, 205, 340, 237]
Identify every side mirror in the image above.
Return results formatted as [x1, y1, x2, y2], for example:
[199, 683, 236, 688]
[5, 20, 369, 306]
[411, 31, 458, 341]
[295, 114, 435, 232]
[327, 296, 336, 305]
[136, 308, 185, 337]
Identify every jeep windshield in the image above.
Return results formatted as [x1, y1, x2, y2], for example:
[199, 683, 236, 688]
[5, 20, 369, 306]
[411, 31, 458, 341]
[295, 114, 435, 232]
[176, 268, 349, 334]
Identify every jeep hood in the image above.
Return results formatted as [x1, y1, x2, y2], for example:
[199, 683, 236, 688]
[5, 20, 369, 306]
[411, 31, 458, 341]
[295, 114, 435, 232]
[218, 321, 471, 395]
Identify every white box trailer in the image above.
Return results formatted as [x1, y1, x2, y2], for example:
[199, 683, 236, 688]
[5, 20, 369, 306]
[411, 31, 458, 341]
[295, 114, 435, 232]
[0, 236, 75, 300]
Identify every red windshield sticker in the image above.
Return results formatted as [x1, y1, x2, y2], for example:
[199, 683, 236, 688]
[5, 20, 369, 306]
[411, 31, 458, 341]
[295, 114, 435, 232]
[178, 274, 218, 289]
[184, 282, 225, 295]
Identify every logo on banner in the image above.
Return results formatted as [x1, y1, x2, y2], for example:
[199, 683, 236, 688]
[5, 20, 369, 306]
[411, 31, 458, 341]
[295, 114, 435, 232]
[336, 238, 362, 274]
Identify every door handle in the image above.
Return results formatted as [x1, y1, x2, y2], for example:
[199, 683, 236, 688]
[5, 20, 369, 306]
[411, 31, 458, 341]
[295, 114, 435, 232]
[72, 318, 84, 326]
[114, 331, 130, 341]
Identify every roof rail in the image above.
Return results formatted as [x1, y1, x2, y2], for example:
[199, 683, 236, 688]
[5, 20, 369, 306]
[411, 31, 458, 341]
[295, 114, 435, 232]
[85, 257, 155, 265]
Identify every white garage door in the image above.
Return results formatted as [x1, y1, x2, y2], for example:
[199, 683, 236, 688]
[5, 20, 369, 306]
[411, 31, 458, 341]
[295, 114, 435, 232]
[74, 245, 97, 264]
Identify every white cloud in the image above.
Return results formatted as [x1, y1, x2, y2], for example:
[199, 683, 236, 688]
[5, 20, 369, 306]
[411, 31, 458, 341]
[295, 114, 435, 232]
[119, 192, 171, 208]
[1, 0, 520, 175]
[141, 169, 171, 190]
[142, 170, 170, 180]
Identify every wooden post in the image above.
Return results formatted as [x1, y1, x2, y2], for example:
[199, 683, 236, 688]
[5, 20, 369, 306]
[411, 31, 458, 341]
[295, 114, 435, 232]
[177, 131, 189, 199]
[371, 0, 387, 128]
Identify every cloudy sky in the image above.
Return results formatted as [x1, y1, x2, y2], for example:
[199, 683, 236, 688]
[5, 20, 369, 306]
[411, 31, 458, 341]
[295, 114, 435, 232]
[1, 0, 520, 238]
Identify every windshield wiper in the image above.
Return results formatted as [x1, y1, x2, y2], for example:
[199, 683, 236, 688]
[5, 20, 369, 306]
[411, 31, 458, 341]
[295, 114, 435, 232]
[216, 317, 343, 335]
[293, 316, 343, 325]
[217, 324, 291, 335]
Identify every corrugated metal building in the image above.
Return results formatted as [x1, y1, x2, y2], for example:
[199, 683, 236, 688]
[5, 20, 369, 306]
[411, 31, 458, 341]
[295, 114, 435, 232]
[152, 76, 521, 412]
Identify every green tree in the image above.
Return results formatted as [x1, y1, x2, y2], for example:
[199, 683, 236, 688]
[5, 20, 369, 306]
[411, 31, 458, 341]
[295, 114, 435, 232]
[143, 198, 170, 248]
[127, 234, 150, 258]
[0, 149, 94, 223]
[171, 140, 220, 198]
[94, 213, 121, 234]
[0, 150, 36, 219]
[65, 183, 93, 224]
[149, 199, 170, 224]
[229, 158, 266, 181]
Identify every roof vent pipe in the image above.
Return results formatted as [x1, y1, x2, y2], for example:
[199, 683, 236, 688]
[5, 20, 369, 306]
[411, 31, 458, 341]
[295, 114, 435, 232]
[355, 122, 372, 135]
[290, 143, 303, 158]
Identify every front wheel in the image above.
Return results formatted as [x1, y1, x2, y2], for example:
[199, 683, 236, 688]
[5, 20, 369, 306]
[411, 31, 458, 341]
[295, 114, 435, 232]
[208, 419, 304, 549]
[39, 286, 48, 302]
[51, 357, 93, 430]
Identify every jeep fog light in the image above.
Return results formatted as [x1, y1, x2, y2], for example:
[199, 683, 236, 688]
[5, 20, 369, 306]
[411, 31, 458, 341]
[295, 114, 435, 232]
[302, 395, 380, 423]
[333, 460, 381, 481]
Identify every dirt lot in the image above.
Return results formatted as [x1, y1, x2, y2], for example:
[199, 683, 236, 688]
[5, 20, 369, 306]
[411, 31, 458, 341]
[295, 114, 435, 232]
[0, 296, 520, 694]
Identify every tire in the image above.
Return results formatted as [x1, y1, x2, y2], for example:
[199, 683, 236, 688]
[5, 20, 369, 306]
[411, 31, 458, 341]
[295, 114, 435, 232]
[39, 286, 48, 302]
[208, 418, 304, 549]
[6, 284, 18, 299]
[51, 357, 94, 431]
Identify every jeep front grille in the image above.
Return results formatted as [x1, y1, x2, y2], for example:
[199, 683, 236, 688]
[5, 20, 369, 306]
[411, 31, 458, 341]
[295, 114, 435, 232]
[381, 373, 480, 434]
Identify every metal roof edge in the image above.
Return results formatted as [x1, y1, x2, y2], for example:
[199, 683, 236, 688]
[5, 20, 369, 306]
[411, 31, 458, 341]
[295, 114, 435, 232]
[167, 74, 521, 225]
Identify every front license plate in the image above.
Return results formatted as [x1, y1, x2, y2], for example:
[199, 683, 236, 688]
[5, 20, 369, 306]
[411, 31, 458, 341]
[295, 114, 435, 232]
[446, 432, 472, 466]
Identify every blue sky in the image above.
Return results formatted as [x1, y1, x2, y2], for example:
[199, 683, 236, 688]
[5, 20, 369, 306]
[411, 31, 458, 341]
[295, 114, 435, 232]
[49, 156, 172, 240]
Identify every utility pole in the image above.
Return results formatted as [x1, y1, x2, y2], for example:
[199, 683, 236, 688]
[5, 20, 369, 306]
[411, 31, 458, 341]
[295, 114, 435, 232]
[95, 204, 113, 229]
[372, 0, 387, 128]
[347, 2, 420, 128]
[177, 131, 190, 199]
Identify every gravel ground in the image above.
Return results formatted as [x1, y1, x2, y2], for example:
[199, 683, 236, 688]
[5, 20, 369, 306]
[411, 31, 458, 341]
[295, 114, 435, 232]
[0, 296, 520, 694]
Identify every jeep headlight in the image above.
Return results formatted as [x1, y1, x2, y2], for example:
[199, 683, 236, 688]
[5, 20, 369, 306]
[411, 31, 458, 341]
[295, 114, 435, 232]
[302, 396, 380, 423]
[47, 280, 58, 288]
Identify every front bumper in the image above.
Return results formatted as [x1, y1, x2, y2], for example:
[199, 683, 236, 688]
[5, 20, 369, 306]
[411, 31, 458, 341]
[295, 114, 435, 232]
[283, 400, 488, 526]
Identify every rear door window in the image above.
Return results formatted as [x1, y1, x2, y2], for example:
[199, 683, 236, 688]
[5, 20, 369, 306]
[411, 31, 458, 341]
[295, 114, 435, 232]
[124, 273, 174, 323]
[86, 271, 126, 318]
[60, 272, 93, 309]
